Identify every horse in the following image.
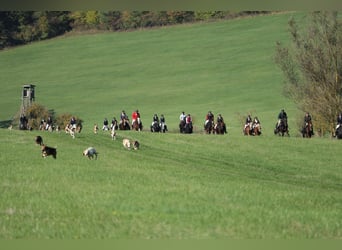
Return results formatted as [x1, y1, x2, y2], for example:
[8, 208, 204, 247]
[214, 121, 226, 134]
[119, 119, 131, 130]
[204, 120, 214, 134]
[302, 122, 313, 138]
[160, 122, 167, 133]
[132, 119, 143, 131]
[336, 125, 342, 139]
[39, 121, 47, 131]
[76, 124, 82, 133]
[184, 122, 193, 134]
[274, 119, 289, 137]
[243, 124, 252, 136]
[180, 120, 193, 134]
[179, 120, 186, 133]
[253, 124, 262, 136]
[150, 121, 161, 132]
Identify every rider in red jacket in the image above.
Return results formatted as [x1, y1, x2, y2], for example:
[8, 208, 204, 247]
[132, 110, 137, 124]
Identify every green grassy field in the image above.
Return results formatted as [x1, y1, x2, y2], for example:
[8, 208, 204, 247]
[1, 12, 342, 239]
[0, 12, 298, 134]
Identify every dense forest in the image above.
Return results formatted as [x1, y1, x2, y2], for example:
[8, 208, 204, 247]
[0, 11, 269, 49]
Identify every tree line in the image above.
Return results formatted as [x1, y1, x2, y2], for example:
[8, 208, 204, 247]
[0, 11, 269, 49]
[275, 11, 342, 136]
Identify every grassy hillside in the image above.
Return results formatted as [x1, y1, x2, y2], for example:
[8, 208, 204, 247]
[1, 128, 342, 239]
[0, 12, 298, 134]
[1, 12, 342, 239]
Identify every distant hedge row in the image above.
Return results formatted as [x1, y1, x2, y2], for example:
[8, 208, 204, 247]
[0, 11, 270, 49]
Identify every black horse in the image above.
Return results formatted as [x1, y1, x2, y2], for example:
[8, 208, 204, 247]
[336, 126, 342, 139]
[274, 119, 289, 137]
[119, 119, 131, 130]
[179, 120, 185, 133]
[180, 120, 193, 134]
[150, 121, 161, 132]
[214, 121, 226, 135]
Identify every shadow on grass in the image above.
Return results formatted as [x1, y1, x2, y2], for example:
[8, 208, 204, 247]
[0, 120, 13, 128]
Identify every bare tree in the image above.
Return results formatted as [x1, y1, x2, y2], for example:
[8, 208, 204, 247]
[275, 11, 342, 136]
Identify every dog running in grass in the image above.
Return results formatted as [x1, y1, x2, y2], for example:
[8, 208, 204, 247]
[41, 144, 57, 159]
[83, 147, 98, 160]
[123, 139, 140, 150]
[93, 124, 99, 134]
[132, 140, 140, 150]
[122, 139, 131, 150]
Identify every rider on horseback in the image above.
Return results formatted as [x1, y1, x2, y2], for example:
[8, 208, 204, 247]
[252, 116, 261, 132]
[215, 113, 227, 133]
[150, 113, 160, 132]
[46, 116, 53, 130]
[244, 114, 252, 131]
[151, 114, 159, 127]
[120, 110, 129, 127]
[335, 112, 342, 138]
[103, 118, 109, 131]
[277, 109, 288, 130]
[204, 111, 214, 127]
[336, 113, 342, 130]
[179, 111, 186, 122]
[70, 116, 77, 130]
[132, 110, 138, 126]
[160, 114, 167, 132]
[186, 114, 192, 128]
[303, 112, 314, 135]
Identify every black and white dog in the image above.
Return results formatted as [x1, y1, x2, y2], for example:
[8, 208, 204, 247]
[132, 140, 140, 150]
[41, 144, 57, 159]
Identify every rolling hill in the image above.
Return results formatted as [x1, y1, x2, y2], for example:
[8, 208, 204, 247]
[1, 12, 342, 239]
[0, 12, 298, 134]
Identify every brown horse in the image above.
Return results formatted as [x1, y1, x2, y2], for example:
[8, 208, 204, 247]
[214, 121, 226, 134]
[302, 122, 313, 138]
[243, 124, 252, 136]
[253, 125, 261, 136]
[132, 120, 143, 131]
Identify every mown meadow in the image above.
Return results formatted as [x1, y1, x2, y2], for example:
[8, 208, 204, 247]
[1, 12, 342, 239]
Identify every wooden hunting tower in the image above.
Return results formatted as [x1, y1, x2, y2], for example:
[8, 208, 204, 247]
[21, 84, 35, 113]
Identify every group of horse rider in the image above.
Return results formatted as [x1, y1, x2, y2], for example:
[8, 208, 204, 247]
[273, 109, 313, 135]
[203, 111, 228, 133]
[244, 114, 261, 134]
[102, 110, 142, 131]
[120, 110, 142, 129]
[274, 109, 315, 136]
[179, 111, 193, 133]
[151, 113, 168, 132]
[100, 108, 342, 136]
[102, 117, 117, 131]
